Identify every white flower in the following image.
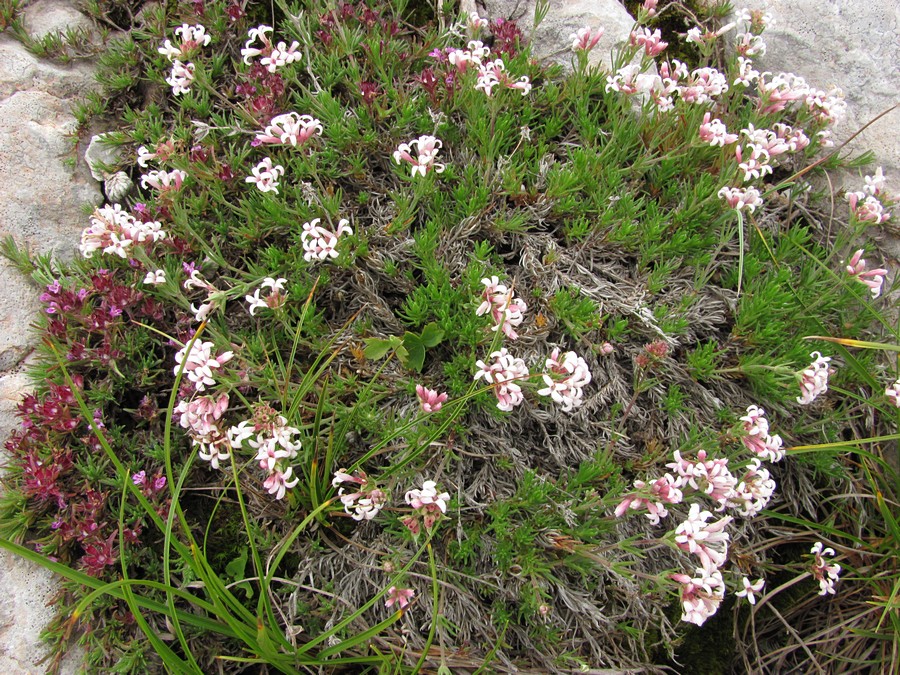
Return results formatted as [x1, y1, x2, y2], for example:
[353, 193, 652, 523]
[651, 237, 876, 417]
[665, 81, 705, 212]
[143, 269, 167, 285]
[174, 340, 233, 391]
[673, 568, 725, 626]
[474, 348, 530, 411]
[246, 277, 288, 315]
[392, 135, 445, 178]
[405, 479, 451, 513]
[300, 218, 352, 262]
[810, 541, 841, 595]
[166, 60, 195, 96]
[674, 503, 733, 573]
[797, 351, 832, 405]
[245, 157, 285, 194]
[886, 379, 900, 407]
[735, 577, 765, 605]
[537, 348, 592, 412]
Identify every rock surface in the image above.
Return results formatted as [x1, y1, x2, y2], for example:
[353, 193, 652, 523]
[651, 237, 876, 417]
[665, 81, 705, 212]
[461, 0, 637, 72]
[734, 0, 900, 194]
[0, 0, 100, 672]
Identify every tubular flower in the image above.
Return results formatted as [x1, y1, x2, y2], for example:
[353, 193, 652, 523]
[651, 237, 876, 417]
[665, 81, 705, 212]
[158, 23, 211, 61]
[476, 276, 527, 339]
[392, 135, 445, 178]
[796, 351, 833, 405]
[474, 348, 530, 411]
[614, 474, 683, 525]
[385, 586, 415, 609]
[810, 542, 841, 595]
[79, 204, 166, 259]
[254, 112, 323, 147]
[570, 26, 604, 53]
[718, 186, 763, 212]
[727, 458, 776, 517]
[739, 405, 784, 462]
[666, 450, 738, 509]
[537, 348, 592, 412]
[332, 469, 387, 521]
[241, 25, 301, 72]
[173, 341, 233, 392]
[674, 503, 732, 573]
[672, 567, 725, 626]
[844, 249, 888, 298]
[166, 60, 195, 95]
[735, 577, 765, 605]
[245, 157, 285, 194]
[415, 385, 448, 413]
[886, 379, 900, 406]
[300, 218, 352, 261]
[141, 169, 187, 192]
[245, 277, 288, 315]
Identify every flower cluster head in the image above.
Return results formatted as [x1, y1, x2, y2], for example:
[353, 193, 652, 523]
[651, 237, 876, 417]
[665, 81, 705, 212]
[300, 218, 352, 261]
[176, 392, 231, 468]
[80, 203, 166, 259]
[739, 405, 784, 462]
[447, 40, 491, 73]
[735, 143, 772, 182]
[465, 11, 489, 36]
[241, 25, 301, 72]
[245, 157, 284, 193]
[476, 276, 527, 339]
[332, 469, 387, 521]
[174, 340, 234, 392]
[735, 31, 766, 57]
[254, 112, 323, 148]
[674, 503, 733, 573]
[537, 348, 592, 412]
[728, 458, 776, 518]
[143, 269, 166, 285]
[734, 56, 760, 87]
[166, 60, 195, 96]
[385, 586, 415, 610]
[797, 351, 833, 405]
[404, 479, 451, 531]
[667, 450, 738, 510]
[699, 112, 738, 147]
[141, 169, 187, 192]
[614, 474, 683, 525]
[415, 385, 448, 413]
[630, 27, 668, 57]
[718, 185, 763, 212]
[672, 567, 725, 626]
[392, 135, 445, 177]
[245, 277, 288, 315]
[474, 348, 530, 411]
[844, 249, 888, 298]
[570, 26, 603, 53]
[735, 576, 766, 605]
[229, 405, 301, 500]
[475, 58, 531, 97]
[846, 169, 893, 224]
[886, 379, 900, 407]
[810, 542, 841, 595]
[158, 23, 211, 61]
[137, 139, 176, 168]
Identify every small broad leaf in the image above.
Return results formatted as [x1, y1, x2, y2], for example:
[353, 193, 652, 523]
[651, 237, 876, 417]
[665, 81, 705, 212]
[363, 336, 402, 360]
[419, 322, 445, 348]
[402, 335, 426, 372]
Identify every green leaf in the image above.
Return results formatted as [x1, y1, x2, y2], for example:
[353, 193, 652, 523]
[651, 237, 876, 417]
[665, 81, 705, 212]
[419, 322, 445, 348]
[402, 334, 426, 372]
[363, 336, 401, 360]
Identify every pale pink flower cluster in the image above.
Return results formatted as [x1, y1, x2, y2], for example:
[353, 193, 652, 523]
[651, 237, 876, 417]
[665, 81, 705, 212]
[229, 410, 301, 500]
[300, 218, 352, 261]
[404, 479, 451, 531]
[165, 60, 195, 96]
[797, 351, 833, 405]
[80, 204, 166, 259]
[415, 385, 448, 413]
[537, 348, 592, 412]
[667, 450, 738, 510]
[733, 56, 760, 87]
[846, 168, 893, 224]
[699, 112, 738, 147]
[885, 379, 900, 407]
[393, 135, 445, 177]
[143, 269, 166, 285]
[728, 458, 776, 518]
[737, 8, 774, 34]
[674, 503, 733, 572]
[614, 474, 683, 525]
[245, 157, 284, 193]
[332, 469, 387, 521]
[735, 32, 766, 57]
[475, 59, 531, 97]
[735, 576, 765, 605]
[605, 64, 641, 95]
[476, 276, 527, 339]
[570, 26, 603, 53]
[254, 113, 323, 148]
[474, 348, 530, 411]
[465, 11, 488, 35]
[158, 23, 211, 61]
[241, 25, 301, 72]
[629, 27, 668, 57]
[844, 249, 888, 298]
[385, 586, 415, 609]
[718, 185, 763, 212]
[739, 405, 784, 462]
[176, 393, 231, 468]
[734, 143, 772, 182]
[677, 66, 729, 105]
[447, 40, 491, 72]
[174, 340, 234, 392]
[141, 168, 187, 192]
[810, 542, 841, 595]
[671, 567, 725, 625]
[245, 277, 288, 315]
[136, 139, 175, 168]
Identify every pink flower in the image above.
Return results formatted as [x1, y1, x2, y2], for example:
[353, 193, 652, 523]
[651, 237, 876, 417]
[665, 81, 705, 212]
[476, 276, 527, 339]
[300, 218, 352, 261]
[332, 469, 387, 521]
[886, 379, 900, 406]
[474, 58, 531, 97]
[263, 466, 299, 500]
[245, 277, 288, 315]
[614, 474, 683, 525]
[735, 144, 772, 183]
[718, 186, 763, 213]
[570, 26, 604, 53]
[629, 27, 668, 57]
[666, 450, 738, 509]
[393, 135, 445, 177]
[739, 405, 784, 462]
[241, 25, 300, 72]
[735, 577, 765, 605]
[672, 568, 724, 625]
[416, 385, 448, 413]
[385, 586, 415, 609]
[158, 23, 211, 61]
[641, 0, 659, 18]
[166, 60, 195, 95]
[810, 542, 841, 595]
[674, 503, 732, 572]
[254, 112, 323, 147]
[698, 112, 738, 147]
[141, 169, 187, 192]
[600, 342, 614, 355]
[844, 249, 888, 298]
[173, 341, 234, 391]
[474, 348, 530, 411]
[797, 351, 833, 405]
[405, 479, 450, 514]
[728, 458, 776, 517]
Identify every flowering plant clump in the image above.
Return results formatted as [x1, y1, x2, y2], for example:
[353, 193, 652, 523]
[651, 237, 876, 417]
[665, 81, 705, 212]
[0, 1, 896, 673]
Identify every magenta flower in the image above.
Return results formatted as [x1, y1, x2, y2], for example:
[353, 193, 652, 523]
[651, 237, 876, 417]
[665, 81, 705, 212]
[416, 385, 448, 413]
[385, 586, 415, 609]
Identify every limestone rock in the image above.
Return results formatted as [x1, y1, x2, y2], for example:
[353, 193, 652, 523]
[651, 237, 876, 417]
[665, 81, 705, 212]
[23, 0, 96, 40]
[461, 0, 637, 72]
[0, 36, 95, 101]
[735, 0, 900, 194]
[85, 132, 124, 181]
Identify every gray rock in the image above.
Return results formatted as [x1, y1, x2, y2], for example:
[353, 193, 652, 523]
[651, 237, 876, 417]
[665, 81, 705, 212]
[735, 0, 900, 194]
[461, 0, 637, 72]
[0, 36, 95, 100]
[85, 132, 124, 181]
[22, 0, 96, 40]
